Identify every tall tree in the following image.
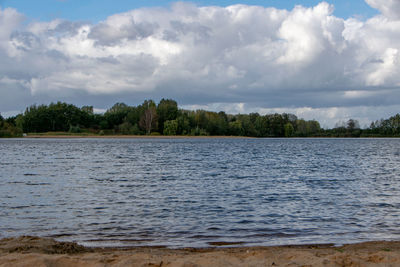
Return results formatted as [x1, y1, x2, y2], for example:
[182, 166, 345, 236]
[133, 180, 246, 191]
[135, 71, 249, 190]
[104, 103, 130, 129]
[157, 99, 178, 134]
[139, 100, 158, 134]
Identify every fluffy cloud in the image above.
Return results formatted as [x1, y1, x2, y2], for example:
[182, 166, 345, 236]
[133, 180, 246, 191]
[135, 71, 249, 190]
[365, 0, 400, 20]
[1, 1, 400, 127]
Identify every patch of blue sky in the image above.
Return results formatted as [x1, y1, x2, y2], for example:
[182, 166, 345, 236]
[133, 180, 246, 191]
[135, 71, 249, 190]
[1, 0, 378, 22]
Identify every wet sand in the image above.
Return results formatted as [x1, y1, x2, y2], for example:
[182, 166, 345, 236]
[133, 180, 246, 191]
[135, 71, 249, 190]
[1, 236, 400, 266]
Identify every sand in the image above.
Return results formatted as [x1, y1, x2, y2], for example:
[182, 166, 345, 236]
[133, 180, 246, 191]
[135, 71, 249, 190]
[1, 237, 400, 266]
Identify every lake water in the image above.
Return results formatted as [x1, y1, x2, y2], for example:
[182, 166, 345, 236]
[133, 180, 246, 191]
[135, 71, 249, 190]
[1, 138, 400, 248]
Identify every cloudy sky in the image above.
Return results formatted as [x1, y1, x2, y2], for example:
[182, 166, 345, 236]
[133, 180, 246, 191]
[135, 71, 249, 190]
[0, 0, 400, 128]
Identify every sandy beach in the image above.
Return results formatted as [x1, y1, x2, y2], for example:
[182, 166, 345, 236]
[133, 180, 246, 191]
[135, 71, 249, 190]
[1, 237, 400, 267]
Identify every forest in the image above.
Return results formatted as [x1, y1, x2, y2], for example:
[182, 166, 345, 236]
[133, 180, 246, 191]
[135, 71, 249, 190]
[1, 99, 400, 138]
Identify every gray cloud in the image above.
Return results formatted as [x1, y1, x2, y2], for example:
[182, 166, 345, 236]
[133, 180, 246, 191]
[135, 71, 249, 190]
[89, 17, 158, 46]
[10, 31, 40, 51]
[1, 2, 400, 127]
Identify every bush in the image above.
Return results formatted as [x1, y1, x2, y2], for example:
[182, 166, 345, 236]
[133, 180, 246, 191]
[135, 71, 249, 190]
[69, 125, 82, 133]
[0, 121, 23, 138]
[0, 130, 12, 138]
[190, 126, 209, 136]
[119, 122, 140, 135]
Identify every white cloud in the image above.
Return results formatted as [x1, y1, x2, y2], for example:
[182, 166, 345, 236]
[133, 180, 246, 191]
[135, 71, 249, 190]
[1, 2, 400, 127]
[277, 3, 337, 64]
[366, 47, 399, 86]
[365, 0, 400, 20]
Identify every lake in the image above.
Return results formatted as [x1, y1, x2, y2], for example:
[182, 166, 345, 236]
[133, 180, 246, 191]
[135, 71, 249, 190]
[1, 137, 400, 248]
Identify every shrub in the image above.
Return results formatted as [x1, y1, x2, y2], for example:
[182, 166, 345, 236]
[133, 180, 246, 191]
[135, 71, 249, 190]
[69, 125, 82, 133]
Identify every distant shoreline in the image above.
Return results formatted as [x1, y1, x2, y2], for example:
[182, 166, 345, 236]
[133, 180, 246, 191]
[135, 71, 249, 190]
[23, 134, 254, 139]
[3, 100, 400, 139]
[16, 134, 400, 139]
[1, 236, 400, 266]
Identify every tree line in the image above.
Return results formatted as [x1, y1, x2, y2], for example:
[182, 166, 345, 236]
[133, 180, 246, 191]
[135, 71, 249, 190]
[1, 99, 400, 137]
[0, 114, 23, 137]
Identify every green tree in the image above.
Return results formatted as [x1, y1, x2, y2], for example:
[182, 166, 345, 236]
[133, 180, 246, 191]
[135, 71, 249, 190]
[176, 111, 191, 135]
[0, 118, 23, 137]
[81, 106, 94, 115]
[20, 102, 90, 132]
[265, 114, 284, 137]
[125, 107, 141, 126]
[194, 110, 208, 130]
[346, 119, 361, 137]
[307, 120, 321, 135]
[254, 116, 269, 137]
[229, 120, 243, 136]
[190, 126, 208, 136]
[164, 120, 178, 135]
[284, 123, 294, 137]
[296, 119, 307, 136]
[139, 100, 158, 134]
[69, 125, 82, 133]
[347, 119, 360, 131]
[104, 103, 130, 129]
[234, 114, 257, 136]
[119, 122, 140, 135]
[157, 99, 178, 134]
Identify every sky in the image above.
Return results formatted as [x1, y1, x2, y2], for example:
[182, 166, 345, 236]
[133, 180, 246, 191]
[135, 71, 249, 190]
[0, 0, 399, 128]
[0, 0, 378, 22]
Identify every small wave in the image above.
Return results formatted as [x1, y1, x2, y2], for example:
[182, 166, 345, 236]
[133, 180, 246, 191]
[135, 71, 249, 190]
[189, 235, 223, 239]
[208, 241, 246, 246]
[25, 182, 51, 186]
[10, 205, 31, 209]
[83, 238, 154, 242]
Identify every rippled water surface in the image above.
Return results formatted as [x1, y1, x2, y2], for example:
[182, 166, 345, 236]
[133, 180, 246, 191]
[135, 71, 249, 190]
[1, 138, 400, 248]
